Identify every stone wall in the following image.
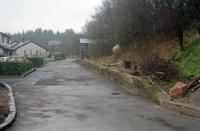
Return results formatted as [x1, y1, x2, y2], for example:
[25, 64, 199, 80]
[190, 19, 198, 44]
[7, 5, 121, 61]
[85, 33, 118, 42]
[80, 60, 200, 118]
[80, 60, 158, 102]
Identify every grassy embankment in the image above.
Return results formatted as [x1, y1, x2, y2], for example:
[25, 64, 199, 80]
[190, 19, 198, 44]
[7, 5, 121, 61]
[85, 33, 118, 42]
[172, 39, 200, 78]
[88, 38, 200, 102]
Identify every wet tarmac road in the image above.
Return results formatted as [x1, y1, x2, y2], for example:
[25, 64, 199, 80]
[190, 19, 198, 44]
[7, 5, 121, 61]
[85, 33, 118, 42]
[1, 59, 200, 131]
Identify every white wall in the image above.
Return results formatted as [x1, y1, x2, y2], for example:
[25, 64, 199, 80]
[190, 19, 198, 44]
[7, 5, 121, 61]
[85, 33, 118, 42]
[11, 41, 19, 45]
[4, 37, 9, 45]
[0, 34, 9, 45]
[15, 42, 49, 57]
[0, 47, 4, 55]
[0, 35, 2, 45]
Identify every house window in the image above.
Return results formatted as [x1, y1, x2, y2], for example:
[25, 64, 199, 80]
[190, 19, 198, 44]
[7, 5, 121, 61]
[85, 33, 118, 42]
[30, 50, 32, 56]
[7, 38, 9, 44]
[2, 36, 4, 44]
[84, 44, 89, 49]
[24, 50, 27, 56]
[36, 50, 39, 56]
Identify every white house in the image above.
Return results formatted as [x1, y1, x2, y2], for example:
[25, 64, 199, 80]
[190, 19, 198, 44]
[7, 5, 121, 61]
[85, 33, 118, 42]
[13, 40, 49, 57]
[0, 31, 49, 57]
[0, 32, 13, 56]
[0, 32, 10, 45]
[10, 40, 19, 46]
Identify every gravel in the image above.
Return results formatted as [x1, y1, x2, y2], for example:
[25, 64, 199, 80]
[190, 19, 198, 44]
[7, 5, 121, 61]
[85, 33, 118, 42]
[0, 86, 9, 124]
[174, 88, 200, 107]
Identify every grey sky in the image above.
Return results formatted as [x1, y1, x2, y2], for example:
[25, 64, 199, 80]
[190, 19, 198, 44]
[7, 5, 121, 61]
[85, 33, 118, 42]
[0, 0, 103, 34]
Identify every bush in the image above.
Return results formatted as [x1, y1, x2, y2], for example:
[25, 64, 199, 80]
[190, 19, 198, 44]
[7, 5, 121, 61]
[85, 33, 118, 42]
[55, 57, 64, 60]
[0, 62, 33, 76]
[173, 39, 200, 78]
[28, 57, 44, 68]
[141, 55, 178, 80]
[54, 53, 65, 60]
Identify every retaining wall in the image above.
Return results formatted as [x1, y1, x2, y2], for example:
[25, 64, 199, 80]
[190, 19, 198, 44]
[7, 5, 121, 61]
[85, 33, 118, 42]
[80, 60, 158, 102]
[80, 60, 200, 118]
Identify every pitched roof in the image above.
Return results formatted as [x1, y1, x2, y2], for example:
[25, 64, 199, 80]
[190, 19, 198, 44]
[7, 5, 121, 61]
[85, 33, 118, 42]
[14, 40, 48, 51]
[80, 38, 94, 44]
[10, 42, 22, 49]
[48, 41, 63, 46]
[10, 40, 19, 45]
[0, 32, 10, 38]
[0, 44, 14, 50]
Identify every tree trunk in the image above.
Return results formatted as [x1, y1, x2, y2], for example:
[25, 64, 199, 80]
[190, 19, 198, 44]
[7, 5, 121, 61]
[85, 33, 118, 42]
[177, 29, 185, 51]
[198, 28, 200, 36]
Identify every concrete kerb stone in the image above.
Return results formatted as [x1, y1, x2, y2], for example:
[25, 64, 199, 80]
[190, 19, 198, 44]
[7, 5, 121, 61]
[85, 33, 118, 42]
[158, 92, 200, 118]
[21, 68, 36, 77]
[0, 83, 17, 130]
[80, 60, 200, 119]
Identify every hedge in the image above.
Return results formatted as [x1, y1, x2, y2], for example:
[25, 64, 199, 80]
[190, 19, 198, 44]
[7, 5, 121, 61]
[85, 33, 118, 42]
[28, 57, 44, 68]
[54, 53, 65, 60]
[0, 62, 33, 76]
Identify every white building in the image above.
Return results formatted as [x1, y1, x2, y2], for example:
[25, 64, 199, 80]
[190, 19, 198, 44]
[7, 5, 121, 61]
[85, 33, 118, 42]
[48, 40, 63, 46]
[79, 38, 95, 59]
[10, 40, 19, 46]
[13, 40, 49, 57]
[0, 32, 13, 56]
[0, 31, 49, 57]
[0, 32, 10, 45]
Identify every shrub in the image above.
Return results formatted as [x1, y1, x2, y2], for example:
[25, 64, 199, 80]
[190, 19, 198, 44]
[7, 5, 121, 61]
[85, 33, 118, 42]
[55, 57, 64, 60]
[28, 57, 44, 68]
[173, 39, 200, 78]
[141, 54, 178, 80]
[54, 53, 65, 60]
[0, 62, 33, 76]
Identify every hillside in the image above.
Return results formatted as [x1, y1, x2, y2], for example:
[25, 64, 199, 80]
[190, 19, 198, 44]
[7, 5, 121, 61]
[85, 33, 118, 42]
[173, 39, 200, 78]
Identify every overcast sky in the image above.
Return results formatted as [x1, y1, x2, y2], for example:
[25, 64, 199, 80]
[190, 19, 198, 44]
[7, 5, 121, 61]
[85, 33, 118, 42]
[0, 0, 103, 34]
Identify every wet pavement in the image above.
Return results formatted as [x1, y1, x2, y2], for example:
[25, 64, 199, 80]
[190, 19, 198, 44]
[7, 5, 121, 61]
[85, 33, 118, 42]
[1, 59, 200, 131]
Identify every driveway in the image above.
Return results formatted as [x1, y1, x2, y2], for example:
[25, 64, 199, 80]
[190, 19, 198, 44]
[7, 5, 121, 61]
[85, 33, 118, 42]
[1, 59, 200, 131]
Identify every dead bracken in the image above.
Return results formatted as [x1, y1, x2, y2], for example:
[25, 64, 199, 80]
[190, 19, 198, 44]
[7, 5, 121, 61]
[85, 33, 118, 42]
[0, 85, 9, 124]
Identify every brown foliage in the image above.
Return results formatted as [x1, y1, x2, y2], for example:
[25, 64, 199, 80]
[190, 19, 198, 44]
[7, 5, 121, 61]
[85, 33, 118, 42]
[141, 53, 178, 80]
[0, 87, 9, 123]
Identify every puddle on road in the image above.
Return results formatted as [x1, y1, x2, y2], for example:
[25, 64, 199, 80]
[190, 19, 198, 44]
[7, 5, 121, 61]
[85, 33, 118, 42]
[34, 79, 60, 86]
[56, 79, 66, 82]
[111, 92, 120, 96]
[34, 77, 93, 86]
